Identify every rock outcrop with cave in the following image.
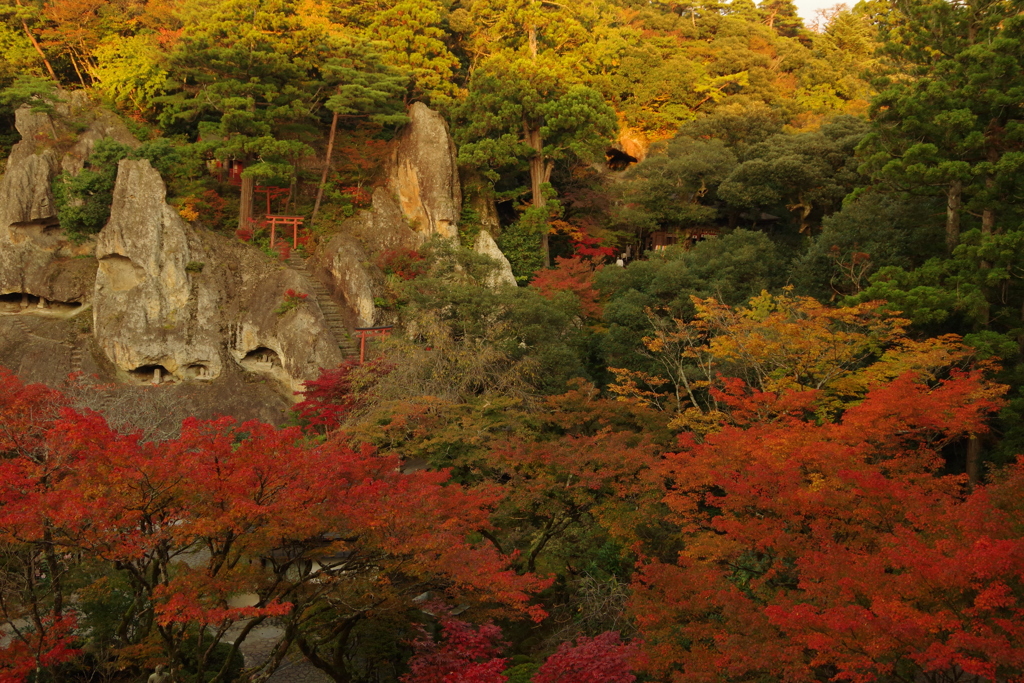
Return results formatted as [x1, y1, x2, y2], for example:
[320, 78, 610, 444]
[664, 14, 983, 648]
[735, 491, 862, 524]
[0, 97, 134, 308]
[94, 159, 344, 394]
[0, 96, 519, 415]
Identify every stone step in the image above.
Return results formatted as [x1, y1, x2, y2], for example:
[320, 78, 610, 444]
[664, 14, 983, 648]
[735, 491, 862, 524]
[284, 254, 356, 354]
[285, 253, 371, 363]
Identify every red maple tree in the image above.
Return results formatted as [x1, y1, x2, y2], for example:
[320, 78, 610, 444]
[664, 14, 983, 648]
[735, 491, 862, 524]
[0, 370, 549, 682]
[631, 370, 1021, 683]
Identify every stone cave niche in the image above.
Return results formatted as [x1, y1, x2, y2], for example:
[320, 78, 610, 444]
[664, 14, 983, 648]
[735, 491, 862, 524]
[241, 347, 281, 370]
[99, 254, 143, 292]
[185, 363, 213, 380]
[0, 292, 36, 312]
[129, 364, 175, 385]
[0, 292, 83, 314]
[9, 219, 62, 239]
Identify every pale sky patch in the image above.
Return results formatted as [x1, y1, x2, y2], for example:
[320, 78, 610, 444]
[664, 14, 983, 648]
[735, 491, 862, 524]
[795, 0, 850, 29]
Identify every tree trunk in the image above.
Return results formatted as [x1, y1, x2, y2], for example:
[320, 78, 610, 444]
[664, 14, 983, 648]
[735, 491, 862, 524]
[945, 179, 962, 255]
[14, 0, 57, 81]
[966, 435, 982, 487]
[68, 51, 87, 89]
[980, 144, 999, 250]
[238, 173, 255, 233]
[312, 108, 339, 225]
[524, 120, 552, 267]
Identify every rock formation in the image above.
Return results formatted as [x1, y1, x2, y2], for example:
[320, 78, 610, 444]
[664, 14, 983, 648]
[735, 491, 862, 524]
[388, 102, 462, 242]
[319, 101, 520, 306]
[0, 103, 110, 307]
[308, 233, 377, 329]
[473, 231, 517, 288]
[0, 96, 521, 411]
[338, 188, 419, 255]
[93, 159, 344, 394]
[93, 159, 223, 383]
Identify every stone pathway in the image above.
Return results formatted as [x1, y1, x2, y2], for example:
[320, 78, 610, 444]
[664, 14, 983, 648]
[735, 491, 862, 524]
[285, 255, 359, 360]
[226, 622, 333, 683]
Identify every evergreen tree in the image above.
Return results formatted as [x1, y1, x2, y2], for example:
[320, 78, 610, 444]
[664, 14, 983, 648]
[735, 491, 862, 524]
[455, 53, 616, 267]
[156, 0, 336, 230]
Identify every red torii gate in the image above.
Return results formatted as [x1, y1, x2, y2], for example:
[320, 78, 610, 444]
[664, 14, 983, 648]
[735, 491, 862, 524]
[353, 326, 392, 364]
[266, 215, 305, 250]
[254, 186, 291, 216]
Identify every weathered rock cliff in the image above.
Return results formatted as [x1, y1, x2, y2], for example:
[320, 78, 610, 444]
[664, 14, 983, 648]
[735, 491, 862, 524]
[0, 97, 519, 415]
[0, 102, 126, 305]
[308, 233, 377, 329]
[93, 159, 343, 394]
[318, 101, 519, 309]
[388, 101, 462, 242]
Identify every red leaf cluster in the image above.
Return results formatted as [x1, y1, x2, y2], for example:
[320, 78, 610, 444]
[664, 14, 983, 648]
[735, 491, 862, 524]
[294, 358, 391, 432]
[530, 256, 604, 319]
[632, 370, 1023, 683]
[377, 248, 426, 281]
[533, 631, 637, 683]
[0, 370, 547, 679]
[402, 618, 508, 683]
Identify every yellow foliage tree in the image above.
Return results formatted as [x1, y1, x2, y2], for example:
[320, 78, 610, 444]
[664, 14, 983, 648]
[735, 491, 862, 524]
[610, 289, 992, 434]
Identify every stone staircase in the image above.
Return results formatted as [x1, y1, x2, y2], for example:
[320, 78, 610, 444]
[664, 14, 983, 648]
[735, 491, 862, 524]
[285, 255, 359, 359]
[69, 338, 85, 375]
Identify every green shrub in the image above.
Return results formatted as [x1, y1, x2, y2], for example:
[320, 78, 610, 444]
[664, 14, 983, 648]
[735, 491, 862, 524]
[52, 138, 133, 243]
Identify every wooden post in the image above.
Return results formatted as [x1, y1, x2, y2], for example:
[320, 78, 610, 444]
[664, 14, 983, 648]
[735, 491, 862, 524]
[269, 220, 276, 250]
[239, 173, 255, 233]
[293, 220, 298, 250]
[359, 332, 367, 364]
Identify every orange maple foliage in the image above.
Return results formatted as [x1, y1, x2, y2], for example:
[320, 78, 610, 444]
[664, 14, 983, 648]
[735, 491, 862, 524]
[530, 256, 605, 320]
[611, 291, 987, 434]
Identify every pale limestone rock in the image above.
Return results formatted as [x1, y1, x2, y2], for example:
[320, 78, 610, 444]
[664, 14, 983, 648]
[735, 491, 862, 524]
[0, 105, 98, 304]
[387, 102, 461, 242]
[226, 245, 345, 395]
[94, 159, 221, 381]
[473, 230, 517, 288]
[345, 188, 419, 254]
[0, 109, 59, 226]
[618, 125, 650, 162]
[60, 108, 140, 176]
[309, 233, 377, 328]
[94, 159, 344, 395]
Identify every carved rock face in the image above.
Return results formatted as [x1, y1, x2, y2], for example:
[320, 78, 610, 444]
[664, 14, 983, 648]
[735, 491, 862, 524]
[93, 159, 222, 382]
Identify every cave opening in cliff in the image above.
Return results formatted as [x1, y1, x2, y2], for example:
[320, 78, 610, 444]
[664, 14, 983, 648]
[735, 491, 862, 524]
[0, 293, 31, 310]
[130, 365, 175, 385]
[0, 293, 85, 314]
[242, 347, 281, 369]
[185, 364, 213, 380]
